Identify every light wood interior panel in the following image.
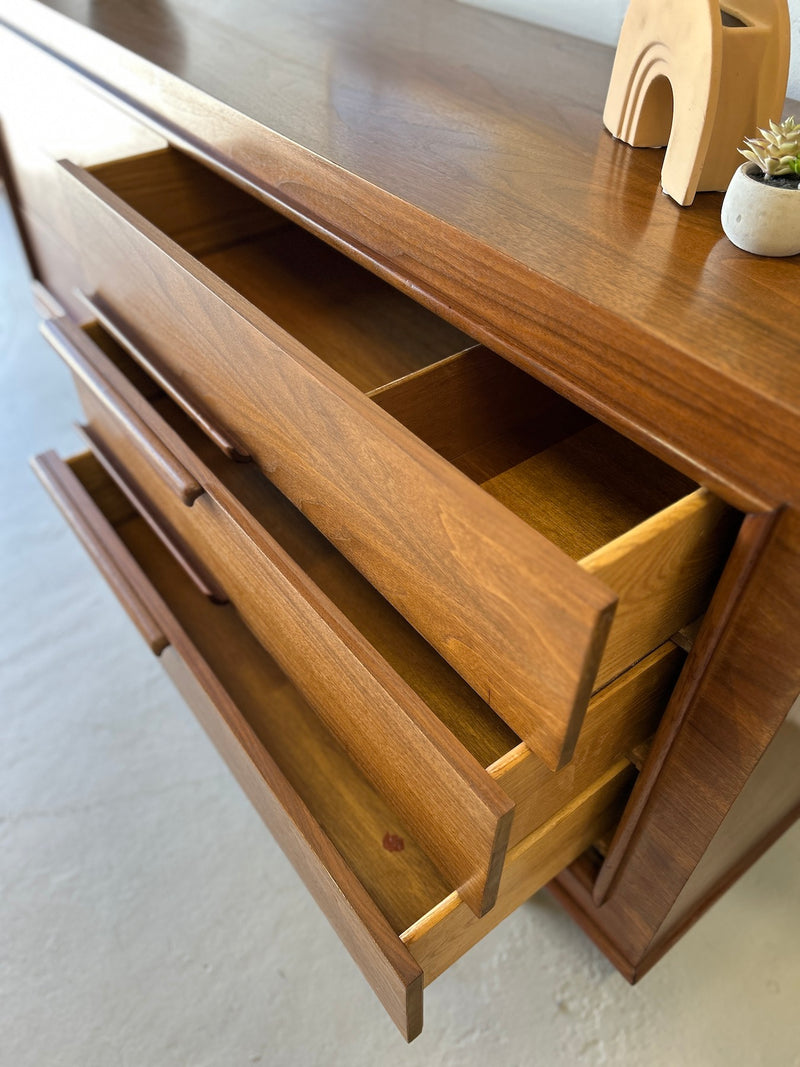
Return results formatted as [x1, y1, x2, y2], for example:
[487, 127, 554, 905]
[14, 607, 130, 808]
[481, 422, 695, 560]
[92, 149, 286, 257]
[369, 344, 593, 482]
[93, 148, 472, 392]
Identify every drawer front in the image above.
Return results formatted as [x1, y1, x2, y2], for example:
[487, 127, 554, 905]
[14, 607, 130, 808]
[33, 448, 631, 1041]
[57, 154, 618, 773]
[30, 449, 424, 1039]
[43, 316, 516, 918]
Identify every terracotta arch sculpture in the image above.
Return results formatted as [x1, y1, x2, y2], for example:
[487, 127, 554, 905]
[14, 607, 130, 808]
[603, 0, 790, 205]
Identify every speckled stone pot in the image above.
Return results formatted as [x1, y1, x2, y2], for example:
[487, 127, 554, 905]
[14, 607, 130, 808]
[721, 163, 800, 257]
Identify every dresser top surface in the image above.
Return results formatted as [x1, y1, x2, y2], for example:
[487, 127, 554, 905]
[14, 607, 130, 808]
[2, 0, 798, 504]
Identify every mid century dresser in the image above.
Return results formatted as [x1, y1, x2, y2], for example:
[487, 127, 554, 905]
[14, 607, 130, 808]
[1, 0, 798, 1041]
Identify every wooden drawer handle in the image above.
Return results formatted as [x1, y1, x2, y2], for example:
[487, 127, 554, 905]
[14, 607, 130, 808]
[31, 451, 169, 655]
[30, 281, 66, 320]
[41, 317, 204, 506]
[76, 290, 251, 463]
[78, 423, 229, 605]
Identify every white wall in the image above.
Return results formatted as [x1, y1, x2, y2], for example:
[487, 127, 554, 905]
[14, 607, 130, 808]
[460, 0, 800, 102]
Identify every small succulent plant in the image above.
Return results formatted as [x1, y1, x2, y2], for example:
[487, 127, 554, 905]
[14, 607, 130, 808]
[740, 116, 800, 179]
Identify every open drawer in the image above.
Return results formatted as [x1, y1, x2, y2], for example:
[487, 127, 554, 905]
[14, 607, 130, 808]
[33, 448, 634, 1041]
[43, 314, 687, 917]
[57, 146, 737, 770]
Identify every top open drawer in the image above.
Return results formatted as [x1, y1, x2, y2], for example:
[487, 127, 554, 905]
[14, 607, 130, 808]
[57, 147, 737, 770]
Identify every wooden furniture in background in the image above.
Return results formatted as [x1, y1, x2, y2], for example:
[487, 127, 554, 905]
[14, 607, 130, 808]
[2, 0, 798, 1040]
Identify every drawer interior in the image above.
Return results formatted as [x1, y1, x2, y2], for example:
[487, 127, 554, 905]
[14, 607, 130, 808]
[370, 344, 698, 556]
[89, 149, 472, 392]
[371, 345, 740, 688]
[84, 147, 737, 575]
[82, 325, 687, 848]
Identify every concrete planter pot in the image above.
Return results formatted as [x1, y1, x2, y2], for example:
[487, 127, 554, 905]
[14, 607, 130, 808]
[721, 163, 800, 257]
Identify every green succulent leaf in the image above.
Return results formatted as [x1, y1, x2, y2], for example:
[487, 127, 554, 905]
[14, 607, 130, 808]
[740, 117, 800, 177]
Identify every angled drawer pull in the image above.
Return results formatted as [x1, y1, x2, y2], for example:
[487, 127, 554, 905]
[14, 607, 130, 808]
[77, 423, 228, 605]
[41, 316, 203, 506]
[35, 448, 633, 1040]
[31, 451, 169, 655]
[77, 290, 251, 464]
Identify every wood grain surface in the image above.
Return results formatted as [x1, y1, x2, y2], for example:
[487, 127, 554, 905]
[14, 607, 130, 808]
[37, 448, 634, 1040]
[648, 700, 800, 965]
[8, 0, 800, 997]
[200, 223, 470, 393]
[76, 422, 227, 603]
[78, 291, 251, 461]
[38, 448, 429, 1039]
[369, 344, 594, 483]
[402, 761, 634, 984]
[42, 315, 202, 505]
[16, 207, 86, 322]
[2, 0, 797, 508]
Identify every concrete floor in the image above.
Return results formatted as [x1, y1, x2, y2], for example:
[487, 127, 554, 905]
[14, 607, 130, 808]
[2, 191, 799, 1067]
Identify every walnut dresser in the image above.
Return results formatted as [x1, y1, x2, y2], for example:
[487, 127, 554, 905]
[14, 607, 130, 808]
[1, 0, 798, 1042]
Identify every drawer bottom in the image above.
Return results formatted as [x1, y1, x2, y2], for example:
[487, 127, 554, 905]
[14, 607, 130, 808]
[33, 448, 632, 1040]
